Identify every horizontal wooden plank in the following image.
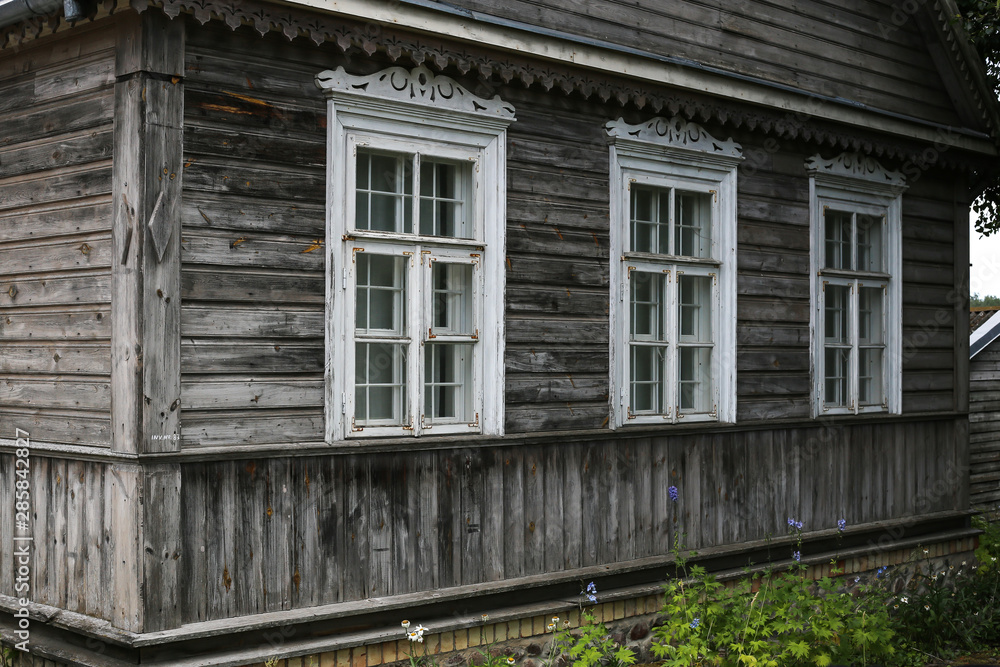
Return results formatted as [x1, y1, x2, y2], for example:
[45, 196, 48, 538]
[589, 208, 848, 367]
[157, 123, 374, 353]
[182, 378, 324, 410]
[508, 135, 608, 173]
[902, 371, 954, 393]
[506, 255, 607, 287]
[737, 324, 809, 347]
[180, 410, 324, 446]
[508, 224, 608, 259]
[0, 53, 114, 115]
[736, 349, 809, 372]
[0, 128, 113, 180]
[181, 268, 324, 304]
[505, 374, 608, 403]
[507, 198, 608, 232]
[507, 166, 608, 205]
[0, 91, 114, 149]
[737, 219, 809, 251]
[185, 124, 325, 168]
[737, 373, 810, 396]
[0, 343, 110, 374]
[737, 296, 808, 324]
[182, 159, 325, 202]
[0, 163, 112, 212]
[737, 274, 808, 299]
[506, 285, 608, 317]
[0, 408, 110, 446]
[737, 396, 810, 421]
[181, 341, 323, 373]
[182, 193, 324, 236]
[185, 45, 330, 100]
[504, 403, 608, 432]
[185, 88, 324, 140]
[0, 234, 112, 277]
[506, 346, 608, 374]
[0, 198, 111, 242]
[0, 272, 111, 307]
[181, 233, 325, 270]
[901, 391, 953, 413]
[0, 308, 110, 339]
[0, 377, 110, 410]
[738, 249, 808, 274]
[181, 306, 323, 338]
[506, 317, 608, 344]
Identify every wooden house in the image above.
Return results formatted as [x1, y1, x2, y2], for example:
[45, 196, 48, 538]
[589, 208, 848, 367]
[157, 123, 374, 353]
[0, 0, 998, 664]
[971, 308, 1000, 512]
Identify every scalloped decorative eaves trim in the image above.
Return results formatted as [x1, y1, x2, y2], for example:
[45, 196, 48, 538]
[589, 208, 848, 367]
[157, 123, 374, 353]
[805, 152, 907, 188]
[606, 116, 742, 158]
[315, 65, 515, 119]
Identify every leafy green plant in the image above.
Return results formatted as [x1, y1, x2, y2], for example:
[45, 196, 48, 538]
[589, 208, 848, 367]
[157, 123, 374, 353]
[469, 615, 515, 667]
[547, 612, 635, 667]
[651, 519, 903, 667]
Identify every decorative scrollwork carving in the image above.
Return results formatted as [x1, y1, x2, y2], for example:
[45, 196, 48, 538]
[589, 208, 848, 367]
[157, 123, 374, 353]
[315, 65, 515, 119]
[606, 116, 742, 158]
[805, 152, 907, 187]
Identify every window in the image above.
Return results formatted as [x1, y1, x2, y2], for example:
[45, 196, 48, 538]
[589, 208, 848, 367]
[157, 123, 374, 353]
[807, 152, 906, 416]
[316, 65, 514, 439]
[607, 117, 741, 427]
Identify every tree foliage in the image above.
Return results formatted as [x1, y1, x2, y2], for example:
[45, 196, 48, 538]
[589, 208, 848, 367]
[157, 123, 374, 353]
[955, 1, 1000, 235]
[972, 292, 1000, 307]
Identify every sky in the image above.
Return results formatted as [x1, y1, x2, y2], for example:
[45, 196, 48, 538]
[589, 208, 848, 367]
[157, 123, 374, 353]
[970, 215, 1000, 298]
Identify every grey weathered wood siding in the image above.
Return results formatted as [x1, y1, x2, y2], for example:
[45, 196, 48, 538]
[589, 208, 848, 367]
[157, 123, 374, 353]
[971, 344, 1000, 508]
[179, 416, 964, 623]
[429, 0, 965, 129]
[177, 21, 966, 441]
[0, 454, 115, 622]
[0, 20, 116, 447]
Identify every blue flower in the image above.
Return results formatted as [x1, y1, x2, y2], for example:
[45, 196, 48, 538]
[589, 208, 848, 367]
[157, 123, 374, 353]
[837, 519, 846, 532]
[787, 517, 803, 531]
[668, 486, 679, 502]
[876, 566, 888, 578]
[689, 617, 700, 629]
[792, 551, 801, 562]
[582, 581, 597, 603]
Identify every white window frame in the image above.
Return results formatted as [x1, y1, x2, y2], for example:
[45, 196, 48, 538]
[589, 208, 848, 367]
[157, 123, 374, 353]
[807, 152, 907, 417]
[607, 117, 742, 428]
[316, 65, 514, 440]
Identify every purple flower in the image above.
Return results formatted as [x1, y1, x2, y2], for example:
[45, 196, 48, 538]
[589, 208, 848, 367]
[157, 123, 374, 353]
[837, 519, 846, 532]
[668, 486, 679, 502]
[582, 581, 597, 603]
[792, 551, 801, 562]
[787, 517, 803, 531]
[689, 617, 700, 629]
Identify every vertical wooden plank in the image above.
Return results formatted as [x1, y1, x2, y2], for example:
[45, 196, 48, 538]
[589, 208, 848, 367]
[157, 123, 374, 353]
[52, 459, 68, 609]
[237, 460, 263, 614]
[181, 464, 208, 623]
[392, 454, 414, 595]
[482, 448, 504, 581]
[65, 460, 85, 613]
[581, 443, 601, 566]
[600, 444, 619, 565]
[317, 456, 343, 602]
[562, 444, 582, 570]
[617, 439, 635, 563]
[436, 452, 460, 589]
[32, 458, 50, 607]
[953, 418, 970, 510]
[369, 458, 392, 597]
[271, 458, 294, 608]
[414, 452, 438, 591]
[502, 449, 525, 578]
[523, 447, 544, 575]
[650, 437, 670, 556]
[461, 449, 484, 586]
[342, 456, 368, 601]
[543, 444, 564, 572]
[680, 435, 702, 550]
[632, 437, 652, 558]
[777, 429, 798, 542]
[954, 179, 971, 415]
[143, 464, 182, 622]
[107, 463, 141, 631]
[0, 455, 11, 601]
[204, 464, 225, 618]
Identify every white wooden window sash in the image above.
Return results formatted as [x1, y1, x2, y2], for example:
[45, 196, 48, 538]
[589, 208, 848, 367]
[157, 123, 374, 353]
[619, 173, 723, 425]
[319, 66, 512, 442]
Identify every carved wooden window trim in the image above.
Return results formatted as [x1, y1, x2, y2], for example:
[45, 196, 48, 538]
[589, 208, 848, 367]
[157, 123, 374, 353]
[317, 65, 514, 441]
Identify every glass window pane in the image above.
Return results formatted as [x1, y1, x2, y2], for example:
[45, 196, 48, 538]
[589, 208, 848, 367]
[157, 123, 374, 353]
[675, 191, 712, 259]
[678, 346, 712, 413]
[857, 214, 883, 272]
[419, 159, 472, 238]
[630, 345, 666, 414]
[355, 342, 408, 425]
[356, 254, 406, 334]
[630, 272, 666, 341]
[678, 275, 712, 343]
[859, 347, 883, 406]
[356, 149, 413, 233]
[859, 286, 884, 345]
[824, 284, 850, 344]
[431, 262, 474, 335]
[824, 209, 852, 270]
[630, 185, 669, 254]
[824, 347, 850, 408]
[424, 343, 473, 422]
